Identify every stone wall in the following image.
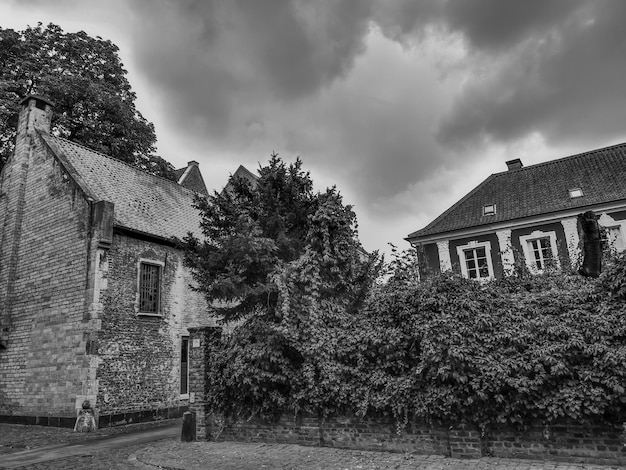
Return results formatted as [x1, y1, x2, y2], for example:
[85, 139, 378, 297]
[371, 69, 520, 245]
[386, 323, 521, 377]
[0, 131, 92, 418]
[96, 233, 215, 422]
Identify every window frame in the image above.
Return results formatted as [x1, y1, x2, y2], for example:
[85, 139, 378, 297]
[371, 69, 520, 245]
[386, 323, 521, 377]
[456, 240, 495, 280]
[598, 213, 626, 253]
[605, 226, 626, 252]
[180, 335, 190, 398]
[136, 259, 164, 316]
[569, 188, 584, 199]
[519, 230, 560, 274]
[483, 204, 496, 216]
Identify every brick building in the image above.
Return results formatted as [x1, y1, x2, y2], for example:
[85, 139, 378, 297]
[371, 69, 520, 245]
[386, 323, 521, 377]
[0, 96, 217, 426]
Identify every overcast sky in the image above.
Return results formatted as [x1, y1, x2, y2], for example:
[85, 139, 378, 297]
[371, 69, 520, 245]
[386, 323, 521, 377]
[3, 0, 626, 257]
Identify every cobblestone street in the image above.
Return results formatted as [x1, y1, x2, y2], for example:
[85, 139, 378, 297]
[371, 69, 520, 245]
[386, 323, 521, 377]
[134, 440, 626, 470]
[0, 419, 178, 469]
[4, 443, 150, 470]
[2, 419, 626, 470]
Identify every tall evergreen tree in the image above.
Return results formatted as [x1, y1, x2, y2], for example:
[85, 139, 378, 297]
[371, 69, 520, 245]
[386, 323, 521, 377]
[183, 153, 378, 323]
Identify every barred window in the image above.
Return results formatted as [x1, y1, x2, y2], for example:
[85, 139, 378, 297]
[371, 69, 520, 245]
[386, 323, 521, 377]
[139, 262, 161, 314]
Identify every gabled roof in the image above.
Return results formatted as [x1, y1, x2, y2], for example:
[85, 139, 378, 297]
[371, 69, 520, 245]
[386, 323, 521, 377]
[41, 134, 203, 241]
[407, 142, 626, 241]
[231, 165, 259, 185]
[172, 166, 187, 181]
[176, 161, 209, 195]
[223, 165, 259, 194]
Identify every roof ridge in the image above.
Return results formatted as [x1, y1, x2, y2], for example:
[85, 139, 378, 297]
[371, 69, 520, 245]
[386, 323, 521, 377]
[407, 141, 626, 241]
[48, 134, 198, 195]
[232, 164, 259, 180]
[492, 141, 626, 177]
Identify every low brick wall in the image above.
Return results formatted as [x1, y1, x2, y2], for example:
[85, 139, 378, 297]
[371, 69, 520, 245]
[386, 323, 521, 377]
[199, 414, 626, 465]
[484, 423, 626, 466]
[214, 414, 450, 456]
[0, 405, 188, 429]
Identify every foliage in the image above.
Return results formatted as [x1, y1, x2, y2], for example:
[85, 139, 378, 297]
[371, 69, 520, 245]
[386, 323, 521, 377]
[599, 252, 626, 301]
[186, 154, 381, 420]
[184, 153, 377, 322]
[0, 23, 174, 178]
[201, 242, 626, 428]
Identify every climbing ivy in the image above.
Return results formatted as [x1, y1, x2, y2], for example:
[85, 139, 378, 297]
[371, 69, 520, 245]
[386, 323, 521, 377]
[203, 245, 626, 428]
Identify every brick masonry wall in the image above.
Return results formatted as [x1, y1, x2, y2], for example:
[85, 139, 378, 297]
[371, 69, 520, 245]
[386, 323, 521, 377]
[483, 423, 626, 466]
[215, 414, 451, 456]
[96, 233, 215, 419]
[0, 133, 92, 417]
[204, 414, 626, 465]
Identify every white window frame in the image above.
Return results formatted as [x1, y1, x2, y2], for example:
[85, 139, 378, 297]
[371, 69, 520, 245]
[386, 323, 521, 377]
[598, 213, 626, 253]
[456, 240, 495, 280]
[180, 335, 190, 398]
[136, 258, 165, 316]
[519, 230, 560, 274]
[569, 188, 584, 199]
[483, 204, 496, 216]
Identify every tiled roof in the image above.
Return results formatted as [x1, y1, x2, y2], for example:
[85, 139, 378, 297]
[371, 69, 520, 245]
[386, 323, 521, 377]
[41, 134, 203, 240]
[177, 163, 209, 195]
[172, 167, 187, 181]
[223, 165, 259, 194]
[231, 165, 259, 185]
[408, 143, 626, 240]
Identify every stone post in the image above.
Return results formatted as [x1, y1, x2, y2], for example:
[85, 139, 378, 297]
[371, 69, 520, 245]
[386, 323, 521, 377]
[436, 240, 452, 272]
[188, 326, 221, 440]
[561, 217, 581, 269]
[496, 229, 515, 276]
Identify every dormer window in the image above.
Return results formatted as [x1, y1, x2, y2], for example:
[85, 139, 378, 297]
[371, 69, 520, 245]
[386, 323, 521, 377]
[483, 204, 496, 216]
[569, 188, 583, 199]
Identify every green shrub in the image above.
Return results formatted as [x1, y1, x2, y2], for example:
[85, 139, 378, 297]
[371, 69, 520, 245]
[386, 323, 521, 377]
[204, 252, 626, 428]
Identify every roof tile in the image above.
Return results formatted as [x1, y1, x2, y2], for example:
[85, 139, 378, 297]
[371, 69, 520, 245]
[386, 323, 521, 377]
[408, 143, 626, 240]
[41, 134, 202, 240]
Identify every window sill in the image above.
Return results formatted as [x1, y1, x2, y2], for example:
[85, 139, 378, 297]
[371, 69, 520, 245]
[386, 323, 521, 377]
[179, 394, 189, 400]
[137, 312, 163, 318]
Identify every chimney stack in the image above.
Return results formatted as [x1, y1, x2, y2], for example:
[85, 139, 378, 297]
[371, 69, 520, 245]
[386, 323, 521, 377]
[505, 158, 523, 171]
[18, 95, 54, 136]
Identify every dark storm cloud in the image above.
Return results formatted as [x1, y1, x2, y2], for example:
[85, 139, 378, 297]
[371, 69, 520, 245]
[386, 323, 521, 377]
[375, 0, 585, 52]
[375, 0, 626, 149]
[127, 0, 372, 140]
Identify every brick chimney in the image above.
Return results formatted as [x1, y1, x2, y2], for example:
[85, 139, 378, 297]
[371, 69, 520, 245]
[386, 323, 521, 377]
[505, 158, 523, 171]
[18, 95, 54, 136]
[0, 95, 54, 331]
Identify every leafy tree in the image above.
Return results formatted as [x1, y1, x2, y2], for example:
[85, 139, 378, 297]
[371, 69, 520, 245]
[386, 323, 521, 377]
[0, 23, 174, 178]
